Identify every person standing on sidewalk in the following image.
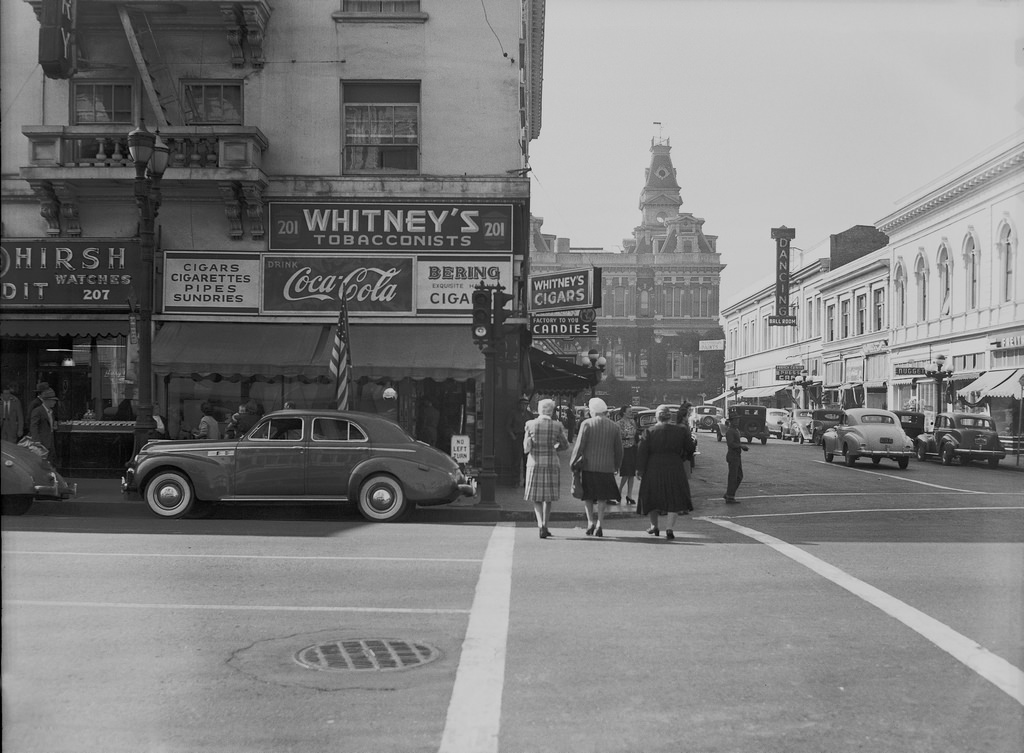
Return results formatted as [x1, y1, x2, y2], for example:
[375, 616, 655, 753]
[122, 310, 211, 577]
[724, 417, 748, 503]
[636, 404, 694, 539]
[523, 398, 569, 538]
[569, 397, 623, 537]
[1, 385, 25, 443]
[506, 397, 535, 487]
[616, 405, 639, 505]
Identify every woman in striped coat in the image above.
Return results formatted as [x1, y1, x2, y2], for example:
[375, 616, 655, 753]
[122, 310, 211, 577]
[523, 398, 569, 538]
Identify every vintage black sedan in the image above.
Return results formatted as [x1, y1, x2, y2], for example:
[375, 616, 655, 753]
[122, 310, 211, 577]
[915, 412, 1006, 467]
[122, 410, 475, 521]
[2, 439, 76, 515]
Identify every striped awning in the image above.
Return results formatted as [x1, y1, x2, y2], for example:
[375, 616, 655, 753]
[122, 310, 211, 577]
[961, 368, 1024, 398]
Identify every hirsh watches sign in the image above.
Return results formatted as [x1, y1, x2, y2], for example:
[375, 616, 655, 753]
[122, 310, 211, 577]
[1, 239, 140, 308]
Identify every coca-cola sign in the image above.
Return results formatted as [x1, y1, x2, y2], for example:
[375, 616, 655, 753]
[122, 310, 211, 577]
[262, 255, 414, 314]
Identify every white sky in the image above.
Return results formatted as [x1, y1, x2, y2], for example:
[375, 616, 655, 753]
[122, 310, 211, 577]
[528, 0, 1024, 303]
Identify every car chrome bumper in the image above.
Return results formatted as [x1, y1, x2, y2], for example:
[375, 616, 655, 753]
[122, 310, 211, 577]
[859, 449, 915, 458]
[34, 473, 76, 500]
[954, 449, 1006, 459]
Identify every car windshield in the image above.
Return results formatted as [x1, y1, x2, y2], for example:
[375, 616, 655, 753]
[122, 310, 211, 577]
[860, 414, 895, 424]
[959, 416, 995, 430]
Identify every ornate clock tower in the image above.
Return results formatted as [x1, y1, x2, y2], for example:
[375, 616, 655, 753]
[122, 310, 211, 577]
[638, 137, 683, 230]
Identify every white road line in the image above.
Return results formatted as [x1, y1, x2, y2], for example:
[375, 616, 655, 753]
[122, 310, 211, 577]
[5, 600, 469, 614]
[3, 551, 482, 563]
[438, 522, 516, 753]
[704, 517, 1024, 707]
[809, 460, 984, 492]
[718, 506, 1024, 519]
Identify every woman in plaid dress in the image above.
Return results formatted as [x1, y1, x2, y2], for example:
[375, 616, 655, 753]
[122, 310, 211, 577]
[523, 398, 569, 538]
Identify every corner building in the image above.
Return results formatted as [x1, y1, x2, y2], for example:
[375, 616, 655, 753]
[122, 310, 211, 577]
[2, 0, 544, 474]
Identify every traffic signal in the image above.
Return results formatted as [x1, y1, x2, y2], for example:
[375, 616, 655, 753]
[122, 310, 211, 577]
[471, 287, 493, 346]
[492, 287, 515, 328]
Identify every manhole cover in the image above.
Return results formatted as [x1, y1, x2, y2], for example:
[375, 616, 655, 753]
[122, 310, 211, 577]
[294, 639, 440, 672]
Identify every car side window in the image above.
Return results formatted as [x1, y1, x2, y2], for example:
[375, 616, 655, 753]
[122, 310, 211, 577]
[249, 417, 303, 441]
[312, 418, 368, 442]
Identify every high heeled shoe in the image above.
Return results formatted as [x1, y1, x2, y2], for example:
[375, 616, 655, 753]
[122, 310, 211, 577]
[594, 527, 603, 537]
[665, 529, 675, 540]
[646, 525, 659, 537]
[539, 527, 550, 539]
[626, 497, 636, 505]
[585, 525, 595, 536]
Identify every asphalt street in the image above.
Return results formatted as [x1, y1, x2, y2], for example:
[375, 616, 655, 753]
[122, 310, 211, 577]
[3, 436, 1022, 752]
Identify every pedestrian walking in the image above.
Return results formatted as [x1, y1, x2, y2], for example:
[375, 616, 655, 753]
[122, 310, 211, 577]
[724, 417, 748, 503]
[636, 404, 694, 539]
[1, 384, 25, 443]
[616, 405, 639, 504]
[28, 387, 59, 462]
[569, 397, 623, 537]
[195, 403, 221, 440]
[523, 398, 570, 538]
[506, 397, 535, 486]
[677, 403, 696, 471]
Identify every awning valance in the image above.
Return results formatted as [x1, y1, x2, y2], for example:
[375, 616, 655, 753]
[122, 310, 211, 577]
[349, 325, 484, 381]
[708, 390, 730, 403]
[1, 316, 129, 338]
[739, 383, 791, 399]
[153, 322, 485, 382]
[528, 347, 595, 394]
[153, 322, 333, 381]
[961, 368, 1024, 399]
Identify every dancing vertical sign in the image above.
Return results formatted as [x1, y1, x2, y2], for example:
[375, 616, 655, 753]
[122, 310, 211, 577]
[768, 226, 797, 327]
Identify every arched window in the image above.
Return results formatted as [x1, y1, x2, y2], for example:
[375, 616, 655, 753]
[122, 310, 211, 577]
[914, 255, 929, 321]
[612, 287, 627, 317]
[999, 223, 1015, 302]
[963, 235, 979, 310]
[639, 289, 650, 317]
[937, 244, 951, 316]
[894, 264, 907, 326]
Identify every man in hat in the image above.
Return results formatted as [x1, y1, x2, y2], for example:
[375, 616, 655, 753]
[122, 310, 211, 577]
[506, 397, 536, 486]
[29, 387, 59, 461]
[1, 384, 25, 443]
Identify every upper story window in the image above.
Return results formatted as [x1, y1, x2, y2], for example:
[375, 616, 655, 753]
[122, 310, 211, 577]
[74, 82, 133, 123]
[826, 304, 835, 342]
[611, 287, 627, 317]
[183, 82, 242, 124]
[343, 82, 419, 173]
[914, 255, 929, 321]
[343, 0, 421, 11]
[937, 244, 951, 315]
[1000, 223, 1015, 302]
[855, 294, 866, 335]
[894, 264, 907, 326]
[872, 288, 885, 331]
[963, 235, 979, 310]
[840, 299, 850, 339]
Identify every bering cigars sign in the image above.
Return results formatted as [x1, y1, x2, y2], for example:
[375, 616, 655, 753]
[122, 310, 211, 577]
[39, 0, 76, 79]
[268, 202, 515, 253]
[0, 239, 140, 309]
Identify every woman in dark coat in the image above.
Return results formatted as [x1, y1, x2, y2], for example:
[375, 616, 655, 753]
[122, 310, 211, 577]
[636, 403, 695, 540]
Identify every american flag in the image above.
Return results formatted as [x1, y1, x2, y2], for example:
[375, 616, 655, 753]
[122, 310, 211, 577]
[329, 296, 352, 411]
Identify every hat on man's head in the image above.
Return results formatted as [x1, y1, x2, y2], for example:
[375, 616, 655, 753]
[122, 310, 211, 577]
[35, 381, 50, 393]
[39, 388, 57, 401]
[588, 397, 608, 415]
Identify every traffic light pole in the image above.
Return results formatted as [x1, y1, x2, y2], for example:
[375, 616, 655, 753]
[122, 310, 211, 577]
[477, 339, 498, 506]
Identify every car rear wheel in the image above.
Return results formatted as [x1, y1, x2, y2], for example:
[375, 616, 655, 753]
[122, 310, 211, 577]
[823, 444, 834, 463]
[357, 474, 409, 522]
[1, 495, 33, 516]
[941, 444, 955, 465]
[145, 470, 196, 518]
[844, 445, 857, 466]
[897, 458, 909, 469]
[987, 458, 1000, 468]
[871, 457, 881, 465]
[798, 434, 805, 445]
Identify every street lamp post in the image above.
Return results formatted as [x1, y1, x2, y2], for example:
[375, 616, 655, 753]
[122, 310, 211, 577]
[127, 122, 169, 453]
[925, 354, 954, 413]
[793, 369, 813, 409]
[730, 380, 743, 402]
[1017, 374, 1024, 467]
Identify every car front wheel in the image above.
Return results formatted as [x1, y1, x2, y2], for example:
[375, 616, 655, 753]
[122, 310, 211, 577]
[145, 470, 196, 518]
[357, 474, 409, 522]
[1, 495, 33, 515]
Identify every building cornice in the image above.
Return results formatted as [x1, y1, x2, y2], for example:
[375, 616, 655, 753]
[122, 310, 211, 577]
[877, 137, 1024, 235]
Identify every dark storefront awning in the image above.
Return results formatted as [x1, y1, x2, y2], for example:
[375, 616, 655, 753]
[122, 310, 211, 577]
[152, 322, 484, 382]
[529, 347, 595, 394]
[1, 316, 129, 338]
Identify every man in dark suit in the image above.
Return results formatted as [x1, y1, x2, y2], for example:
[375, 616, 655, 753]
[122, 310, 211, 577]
[29, 387, 59, 462]
[724, 417, 748, 503]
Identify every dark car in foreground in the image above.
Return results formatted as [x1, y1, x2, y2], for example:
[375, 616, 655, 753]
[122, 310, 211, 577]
[716, 404, 769, 444]
[1, 439, 76, 515]
[893, 410, 927, 448]
[810, 409, 844, 445]
[915, 412, 1006, 467]
[821, 408, 915, 468]
[122, 409, 475, 521]
[692, 405, 723, 432]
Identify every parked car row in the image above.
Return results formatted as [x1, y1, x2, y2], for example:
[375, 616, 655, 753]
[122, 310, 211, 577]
[1, 439, 76, 515]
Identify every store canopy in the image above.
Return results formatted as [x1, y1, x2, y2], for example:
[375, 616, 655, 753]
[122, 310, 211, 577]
[349, 325, 484, 381]
[739, 383, 792, 399]
[528, 347, 595, 394]
[153, 322, 333, 381]
[0, 317, 129, 338]
[708, 390, 730, 403]
[960, 368, 1024, 399]
[153, 322, 485, 382]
